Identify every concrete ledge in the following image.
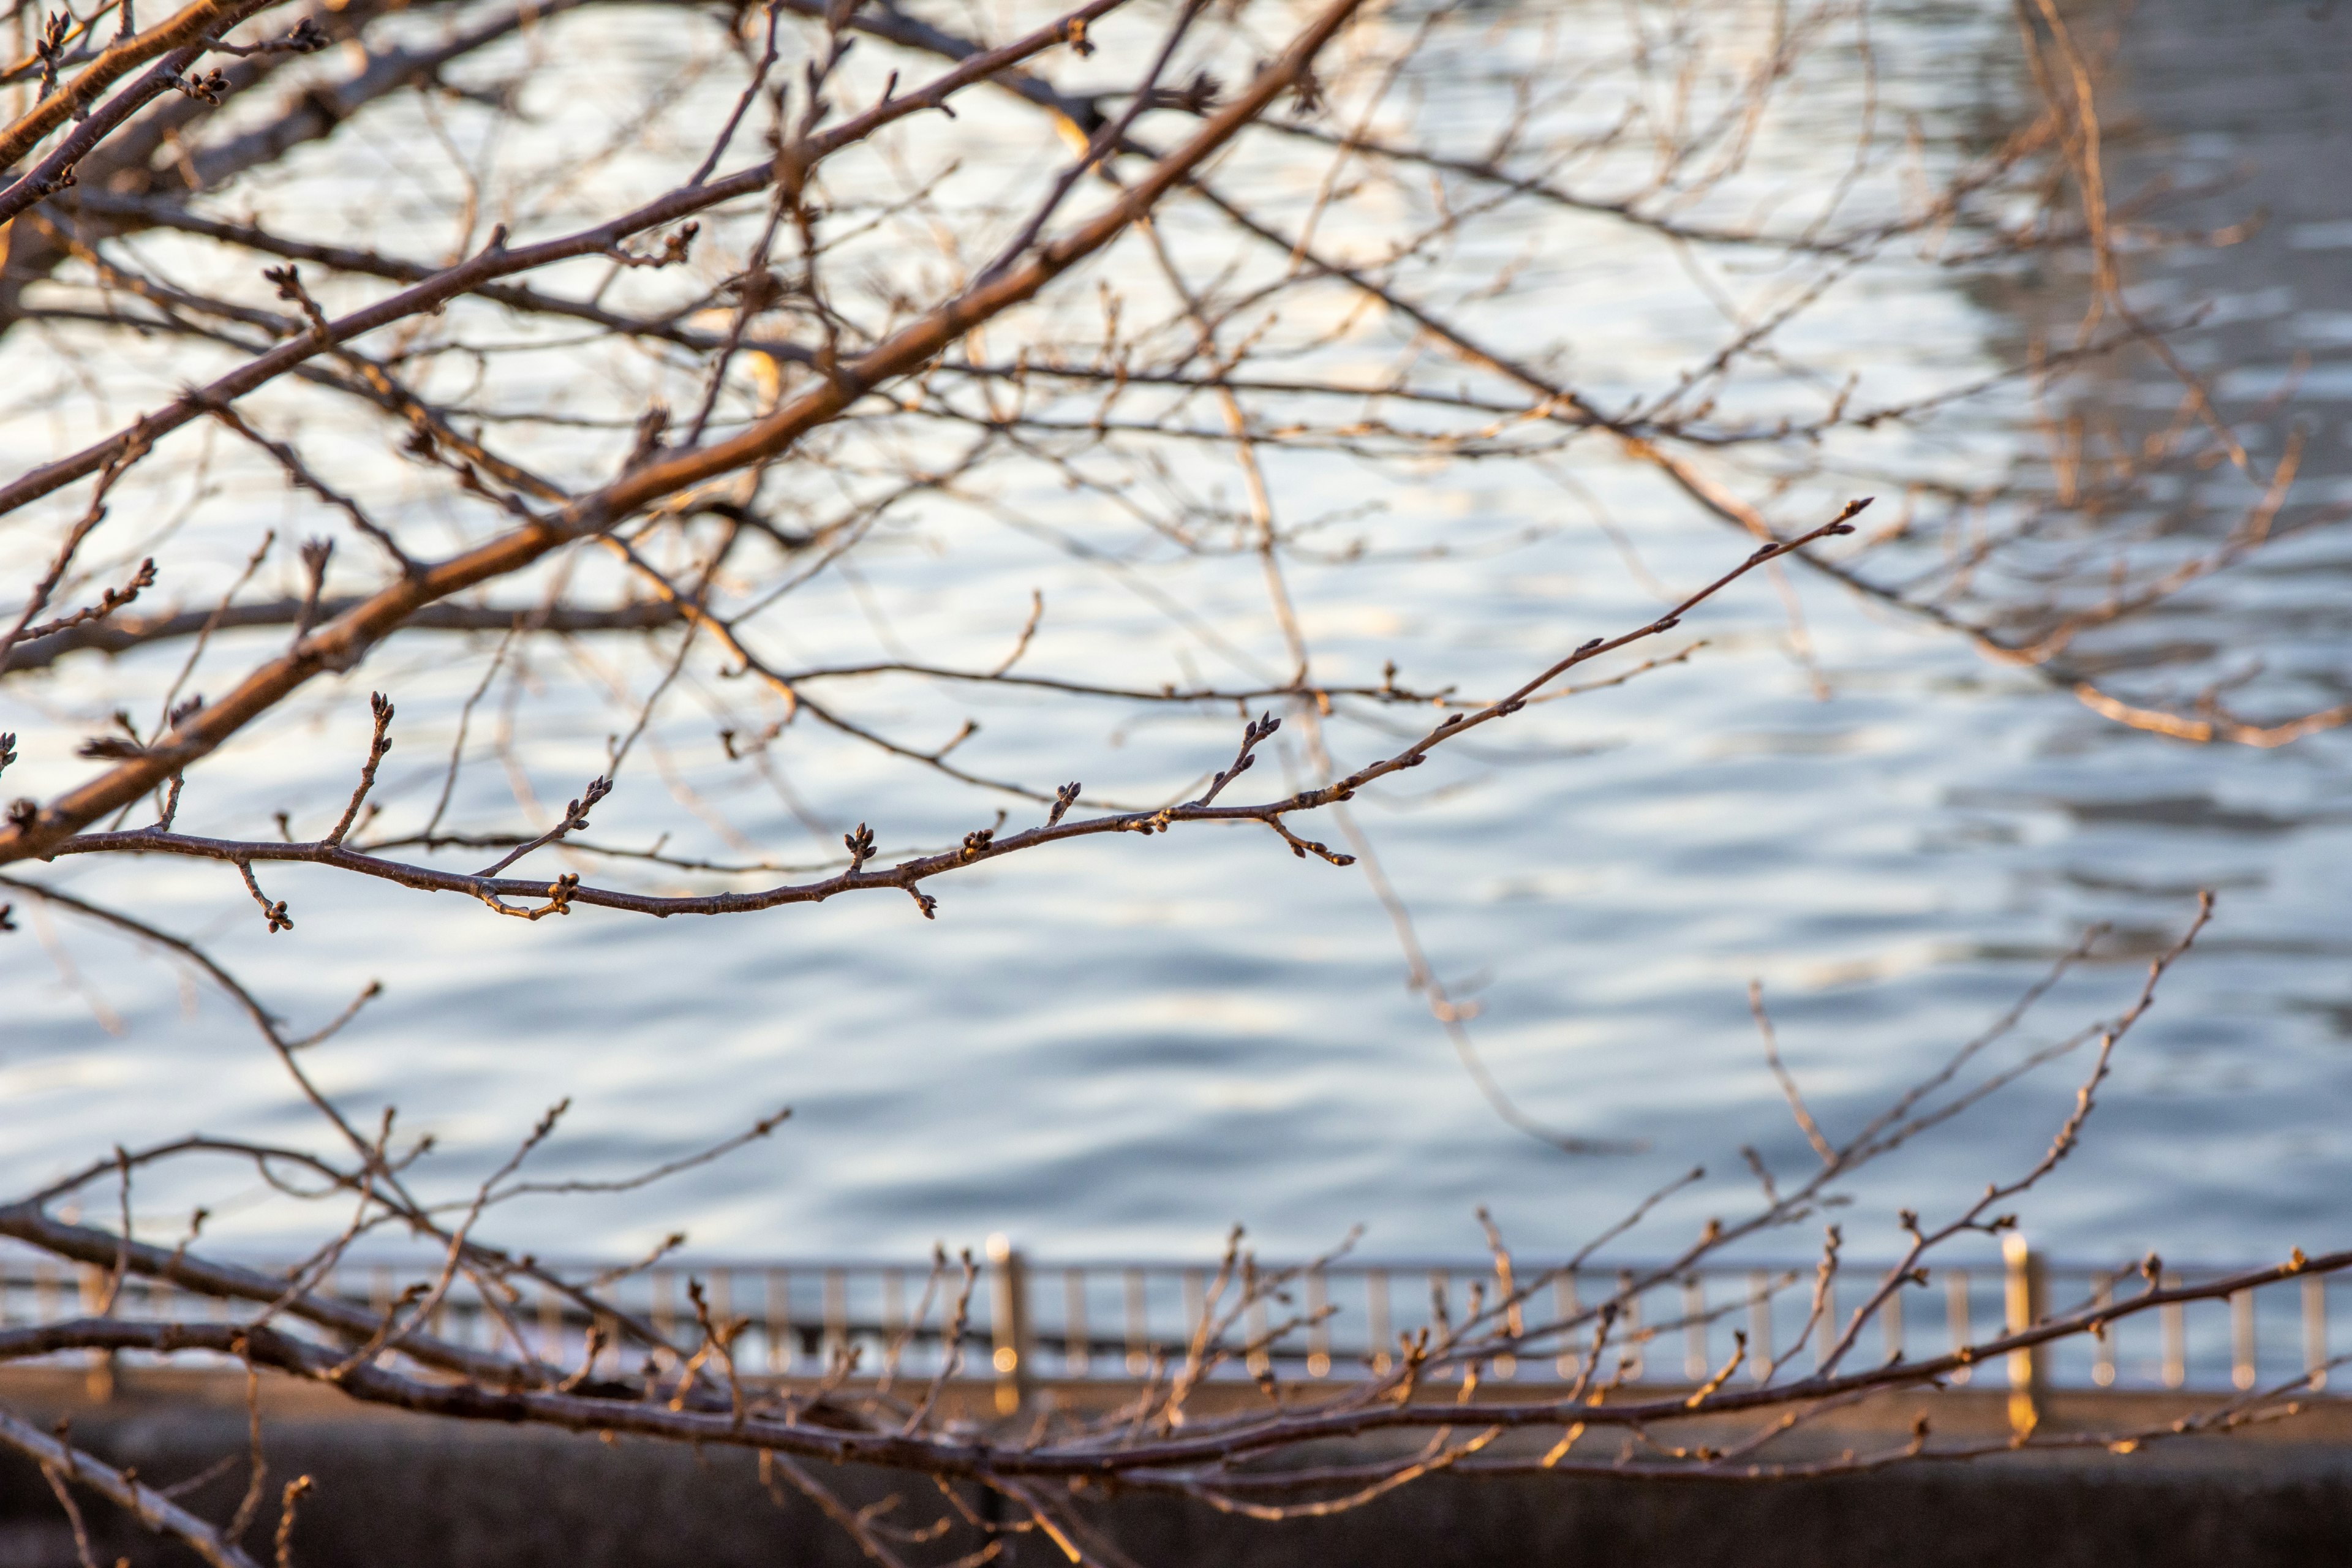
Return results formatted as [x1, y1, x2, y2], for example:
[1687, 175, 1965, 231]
[2, 1372, 2348, 1566]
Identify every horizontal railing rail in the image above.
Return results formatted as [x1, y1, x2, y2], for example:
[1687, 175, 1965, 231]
[0, 1242, 2335, 1404]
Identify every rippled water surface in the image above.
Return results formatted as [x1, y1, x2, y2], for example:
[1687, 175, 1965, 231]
[2, 0, 2349, 1268]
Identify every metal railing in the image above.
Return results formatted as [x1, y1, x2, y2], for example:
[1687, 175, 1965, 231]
[1, 1239, 2335, 1408]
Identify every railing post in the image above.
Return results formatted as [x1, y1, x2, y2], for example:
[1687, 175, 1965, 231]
[2161, 1270, 2185, 1389]
[1123, 1268, 1148, 1376]
[78, 1265, 113, 1403]
[1063, 1268, 1090, 1378]
[1245, 1296, 1271, 1380]
[1812, 1263, 1834, 1374]
[2306, 1275, 2329, 1392]
[764, 1269, 792, 1374]
[1305, 1269, 1331, 1378]
[708, 1270, 733, 1340]
[1683, 1276, 1708, 1382]
[1619, 1270, 1643, 1382]
[2003, 1234, 2046, 1435]
[821, 1268, 850, 1373]
[2231, 1287, 2257, 1390]
[987, 1235, 1033, 1416]
[882, 1268, 907, 1378]
[1554, 1272, 1580, 1380]
[1946, 1268, 1973, 1385]
[650, 1267, 676, 1349]
[2090, 1273, 2115, 1387]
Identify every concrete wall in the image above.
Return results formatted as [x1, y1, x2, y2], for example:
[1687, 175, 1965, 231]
[4, 1375, 2349, 1567]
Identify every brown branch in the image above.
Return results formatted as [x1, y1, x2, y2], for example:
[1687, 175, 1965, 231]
[0, 0, 280, 173]
[0, 1404, 264, 1568]
[0, 0, 1142, 516]
[0, 0, 1365, 865]
[2, 596, 684, 674]
[1748, 981, 1833, 1167]
[30, 508, 1860, 917]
